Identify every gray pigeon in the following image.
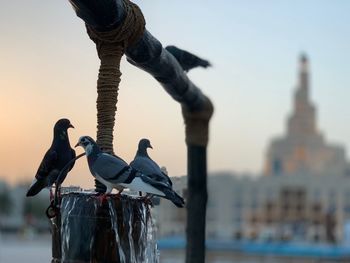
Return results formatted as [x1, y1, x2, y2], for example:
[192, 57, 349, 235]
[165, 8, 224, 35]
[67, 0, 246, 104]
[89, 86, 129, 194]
[130, 138, 173, 188]
[26, 119, 76, 197]
[75, 136, 185, 207]
[165, 45, 211, 72]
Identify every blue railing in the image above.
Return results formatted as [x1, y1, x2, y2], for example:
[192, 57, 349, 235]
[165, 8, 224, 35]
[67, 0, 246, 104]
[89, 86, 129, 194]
[158, 237, 350, 259]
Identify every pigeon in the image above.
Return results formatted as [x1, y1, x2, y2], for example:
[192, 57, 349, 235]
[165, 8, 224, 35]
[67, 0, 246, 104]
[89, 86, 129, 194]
[26, 119, 76, 197]
[75, 136, 185, 207]
[165, 45, 211, 72]
[130, 138, 173, 188]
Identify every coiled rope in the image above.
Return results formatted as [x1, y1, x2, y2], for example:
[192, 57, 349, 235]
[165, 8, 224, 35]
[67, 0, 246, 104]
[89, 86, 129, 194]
[86, 0, 145, 154]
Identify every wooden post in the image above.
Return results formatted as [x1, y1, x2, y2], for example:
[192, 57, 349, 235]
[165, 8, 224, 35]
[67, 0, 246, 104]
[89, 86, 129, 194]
[51, 192, 156, 262]
[186, 145, 207, 262]
[182, 100, 213, 263]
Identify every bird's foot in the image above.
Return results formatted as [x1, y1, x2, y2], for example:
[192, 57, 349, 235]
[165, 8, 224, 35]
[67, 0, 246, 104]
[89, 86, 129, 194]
[96, 193, 109, 205]
[49, 188, 54, 202]
[58, 188, 62, 200]
[115, 189, 124, 198]
[142, 194, 154, 207]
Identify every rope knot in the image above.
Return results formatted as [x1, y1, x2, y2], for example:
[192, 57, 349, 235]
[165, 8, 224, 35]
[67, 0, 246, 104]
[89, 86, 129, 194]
[86, 0, 145, 58]
[182, 97, 214, 147]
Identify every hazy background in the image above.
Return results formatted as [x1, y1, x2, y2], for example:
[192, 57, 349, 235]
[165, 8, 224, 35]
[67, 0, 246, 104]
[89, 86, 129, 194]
[1, 0, 350, 187]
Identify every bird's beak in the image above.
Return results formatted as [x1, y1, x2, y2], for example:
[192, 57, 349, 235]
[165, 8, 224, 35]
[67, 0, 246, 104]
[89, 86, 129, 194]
[149, 144, 153, 149]
[69, 123, 75, 129]
[74, 142, 80, 148]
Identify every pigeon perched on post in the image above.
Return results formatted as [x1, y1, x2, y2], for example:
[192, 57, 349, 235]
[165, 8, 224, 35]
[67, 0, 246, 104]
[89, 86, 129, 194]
[130, 138, 173, 188]
[26, 119, 76, 197]
[165, 45, 211, 72]
[75, 136, 185, 207]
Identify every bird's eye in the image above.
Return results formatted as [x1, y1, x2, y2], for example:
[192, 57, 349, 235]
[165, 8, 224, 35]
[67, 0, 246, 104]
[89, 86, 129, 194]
[81, 138, 89, 146]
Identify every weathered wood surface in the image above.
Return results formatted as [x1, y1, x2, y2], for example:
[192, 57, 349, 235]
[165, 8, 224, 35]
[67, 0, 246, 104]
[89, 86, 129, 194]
[51, 193, 155, 263]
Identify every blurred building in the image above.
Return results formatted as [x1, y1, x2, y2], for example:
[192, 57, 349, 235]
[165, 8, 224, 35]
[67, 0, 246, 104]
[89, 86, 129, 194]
[156, 176, 187, 237]
[156, 173, 350, 243]
[0, 181, 50, 233]
[155, 54, 350, 244]
[264, 54, 347, 176]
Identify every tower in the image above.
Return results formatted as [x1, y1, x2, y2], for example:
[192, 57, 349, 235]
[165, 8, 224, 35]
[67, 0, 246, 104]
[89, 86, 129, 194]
[264, 54, 347, 176]
[287, 54, 317, 137]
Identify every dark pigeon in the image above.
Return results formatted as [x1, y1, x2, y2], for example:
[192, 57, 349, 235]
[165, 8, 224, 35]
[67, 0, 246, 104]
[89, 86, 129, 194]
[130, 138, 173, 188]
[75, 136, 185, 207]
[26, 119, 76, 197]
[165, 45, 211, 72]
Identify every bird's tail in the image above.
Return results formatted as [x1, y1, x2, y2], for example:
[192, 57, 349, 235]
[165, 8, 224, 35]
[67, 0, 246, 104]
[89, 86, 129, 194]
[165, 45, 211, 71]
[138, 173, 185, 207]
[198, 58, 211, 68]
[26, 178, 47, 197]
[163, 188, 185, 208]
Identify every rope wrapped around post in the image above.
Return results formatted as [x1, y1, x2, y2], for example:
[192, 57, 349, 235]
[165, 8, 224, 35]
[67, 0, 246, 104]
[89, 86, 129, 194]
[82, 0, 145, 192]
[86, 0, 145, 154]
[182, 98, 214, 147]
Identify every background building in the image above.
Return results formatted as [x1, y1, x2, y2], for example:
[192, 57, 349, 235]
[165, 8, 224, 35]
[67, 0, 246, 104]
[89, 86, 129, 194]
[264, 55, 348, 176]
[155, 55, 350, 244]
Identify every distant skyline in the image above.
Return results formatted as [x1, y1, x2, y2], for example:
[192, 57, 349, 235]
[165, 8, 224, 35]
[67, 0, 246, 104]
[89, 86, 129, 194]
[1, 1, 350, 187]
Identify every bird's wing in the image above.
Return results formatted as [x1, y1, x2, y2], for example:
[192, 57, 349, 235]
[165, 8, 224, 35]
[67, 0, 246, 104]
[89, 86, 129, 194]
[162, 171, 173, 187]
[130, 156, 160, 174]
[92, 153, 130, 183]
[27, 149, 57, 196]
[35, 149, 58, 180]
[139, 173, 170, 190]
[145, 173, 172, 187]
[131, 156, 174, 187]
[55, 148, 77, 185]
[139, 172, 184, 207]
[144, 156, 174, 186]
[27, 170, 58, 197]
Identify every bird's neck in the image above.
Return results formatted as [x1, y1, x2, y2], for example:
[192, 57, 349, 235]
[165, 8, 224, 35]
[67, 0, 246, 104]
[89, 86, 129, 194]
[53, 130, 70, 148]
[136, 148, 149, 157]
[86, 144, 101, 165]
[85, 144, 101, 157]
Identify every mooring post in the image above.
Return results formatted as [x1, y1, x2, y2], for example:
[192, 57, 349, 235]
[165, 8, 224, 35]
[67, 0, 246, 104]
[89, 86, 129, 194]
[51, 192, 156, 262]
[126, 30, 214, 263]
[182, 100, 213, 263]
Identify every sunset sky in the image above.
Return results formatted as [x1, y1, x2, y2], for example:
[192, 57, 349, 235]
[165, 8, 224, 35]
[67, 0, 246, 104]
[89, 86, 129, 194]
[1, 1, 350, 187]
